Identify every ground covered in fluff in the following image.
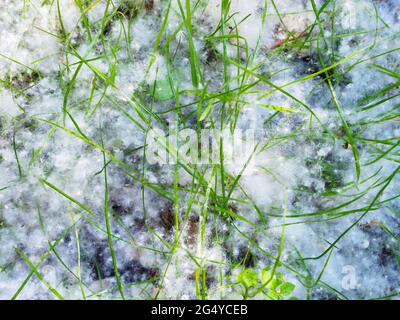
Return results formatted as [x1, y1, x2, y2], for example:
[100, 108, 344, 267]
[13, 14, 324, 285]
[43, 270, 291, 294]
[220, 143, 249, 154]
[0, 0, 399, 300]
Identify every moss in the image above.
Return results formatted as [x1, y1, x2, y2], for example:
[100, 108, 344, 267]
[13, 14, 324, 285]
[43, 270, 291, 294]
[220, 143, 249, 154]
[11, 70, 41, 91]
[14, 114, 38, 132]
[320, 153, 350, 192]
[0, 115, 5, 137]
[116, 1, 142, 19]
[0, 213, 5, 229]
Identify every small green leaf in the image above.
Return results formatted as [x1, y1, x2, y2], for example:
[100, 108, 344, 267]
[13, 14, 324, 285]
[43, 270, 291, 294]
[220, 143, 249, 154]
[199, 101, 214, 121]
[238, 269, 259, 288]
[154, 77, 175, 101]
[261, 269, 272, 285]
[279, 282, 296, 296]
[258, 104, 295, 113]
[267, 291, 279, 300]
